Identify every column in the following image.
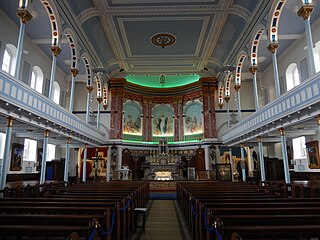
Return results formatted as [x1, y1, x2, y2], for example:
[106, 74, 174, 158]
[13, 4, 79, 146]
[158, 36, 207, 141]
[249, 66, 259, 110]
[247, 147, 254, 177]
[257, 136, 266, 182]
[14, 7, 32, 78]
[297, 1, 316, 76]
[82, 144, 88, 183]
[229, 147, 234, 182]
[240, 144, 246, 182]
[85, 86, 93, 123]
[267, 43, 281, 98]
[279, 128, 291, 184]
[117, 146, 123, 170]
[69, 68, 78, 112]
[204, 145, 210, 171]
[64, 137, 71, 184]
[234, 85, 242, 120]
[40, 130, 49, 184]
[297, 3, 316, 76]
[0, 117, 14, 189]
[106, 146, 111, 182]
[48, 46, 62, 100]
[97, 102, 101, 129]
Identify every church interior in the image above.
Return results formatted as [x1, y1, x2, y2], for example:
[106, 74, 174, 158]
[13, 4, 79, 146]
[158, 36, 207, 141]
[0, 0, 320, 239]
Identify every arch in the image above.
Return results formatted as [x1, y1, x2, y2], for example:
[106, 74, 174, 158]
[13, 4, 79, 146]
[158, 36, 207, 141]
[218, 84, 224, 109]
[103, 84, 108, 110]
[228, 5, 251, 23]
[78, 8, 100, 25]
[249, 27, 265, 66]
[95, 74, 102, 102]
[184, 101, 203, 135]
[30, 66, 44, 94]
[267, 0, 287, 43]
[224, 73, 233, 103]
[64, 28, 80, 71]
[81, 54, 92, 88]
[235, 51, 247, 88]
[52, 81, 60, 104]
[286, 63, 300, 91]
[2, 44, 17, 75]
[39, 0, 62, 47]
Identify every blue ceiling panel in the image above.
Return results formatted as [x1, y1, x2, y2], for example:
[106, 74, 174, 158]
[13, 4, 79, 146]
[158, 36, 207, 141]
[106, 0, 219, 7]
[232, 0, 259, 12]
[120, 17, 205, 56]
[66, 0, 94, 17]
[82, 17, 116, 66]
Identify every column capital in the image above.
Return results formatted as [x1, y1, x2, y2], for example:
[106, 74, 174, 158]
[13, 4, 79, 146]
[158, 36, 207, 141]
[267, 42, 279, 54]
[234, 85, 241, 92]
[317, 115, 320, 125]
[84, 143, 88, 148]
[240, 143, 244, 148]
[224, 96, 230, 103]
[7, 117, 14, 127]
[86, 85, 93, 93]
[257, 136, 262, 142]
[16, 9, 33, 24]
[44, 129, 50, 137]
[249, 66, 258, 75]
[70, 68, 79, 77]
[279, 127, 285, 136]
[50, 46, 62, 57]
[297, 5, 314, 20]
[66, 137, 71, 144]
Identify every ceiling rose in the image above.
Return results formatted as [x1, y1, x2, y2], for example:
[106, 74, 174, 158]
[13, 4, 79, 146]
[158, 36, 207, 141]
[151, 33, 176, 48]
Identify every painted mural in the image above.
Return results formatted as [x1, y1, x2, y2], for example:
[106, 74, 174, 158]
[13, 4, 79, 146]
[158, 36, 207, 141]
[123, 101, 142, 135]
[184, 102, 203, 135]
[152, 105, 174, 136]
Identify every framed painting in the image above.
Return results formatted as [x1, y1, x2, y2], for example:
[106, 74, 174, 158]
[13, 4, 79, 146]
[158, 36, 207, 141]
[10, 143, 24, 171]
[306, 141, 319, 168]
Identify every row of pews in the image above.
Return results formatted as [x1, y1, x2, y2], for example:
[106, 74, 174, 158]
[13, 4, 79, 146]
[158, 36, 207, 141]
[0, 181, 149, 240]
[177, 181, 320, 240]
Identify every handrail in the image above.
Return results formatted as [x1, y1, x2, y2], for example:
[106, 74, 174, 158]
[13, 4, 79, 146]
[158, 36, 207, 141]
[203, 207, 223, 240]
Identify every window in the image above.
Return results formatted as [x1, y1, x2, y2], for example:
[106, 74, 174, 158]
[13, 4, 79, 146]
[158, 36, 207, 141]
[30, 66, 44, 94]
[286, 63, 300, 91]
[52, 81, 60, 104]
[23, 138, 37, 161]
[46, 144, 56, 161]
[314, 41, 320, 73]
[1, 44, 16, 75]
[0, 132, 6, 159]
[292, 136, 306, 159]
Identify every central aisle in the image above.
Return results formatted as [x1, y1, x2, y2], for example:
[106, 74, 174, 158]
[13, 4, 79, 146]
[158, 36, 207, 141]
[140, 200, 184, 240]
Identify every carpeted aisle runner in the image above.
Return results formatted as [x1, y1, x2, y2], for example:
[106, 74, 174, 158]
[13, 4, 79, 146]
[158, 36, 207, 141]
[140, 200, 184, 240]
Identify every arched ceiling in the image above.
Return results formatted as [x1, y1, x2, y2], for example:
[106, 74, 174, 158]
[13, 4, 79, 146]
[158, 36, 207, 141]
[1, 0, 319, 84]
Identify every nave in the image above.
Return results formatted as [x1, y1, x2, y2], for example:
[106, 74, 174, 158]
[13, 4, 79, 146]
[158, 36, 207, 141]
[1, 179, 320, 240]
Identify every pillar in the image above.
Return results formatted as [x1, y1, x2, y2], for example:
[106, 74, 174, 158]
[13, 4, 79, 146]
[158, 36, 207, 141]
[64, 137, 71, 184]
[97, 102, 101, 129]
[297, 4, 316, 76]
[229, 147, 234, 182]
[249, 66, 259, 110]
[267, 42, 281, 98]
[40, 130, 49, 184]
[106, 146, 111, 182]
[48, 46, 62, 100]
[117, 146, 122, 170]
[82, 144, 88, 183]
[204, 145, 210, 171]
[15, 8, 32, 78]
[85, 86, 93, 123]
[240, 143, 246, 182]
[257, 136, 266, 182]
[0, 117, 14, 189]
[279, 128, 291, 184]
[247, 147, 254, 177]
[69, 68, 78, 112]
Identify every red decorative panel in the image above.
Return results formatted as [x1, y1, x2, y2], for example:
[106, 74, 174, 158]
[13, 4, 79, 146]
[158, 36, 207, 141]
[183, 90, 202, 102]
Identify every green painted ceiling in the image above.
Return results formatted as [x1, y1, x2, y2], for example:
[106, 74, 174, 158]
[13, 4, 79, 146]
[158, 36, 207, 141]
[126, 75, 200, 88]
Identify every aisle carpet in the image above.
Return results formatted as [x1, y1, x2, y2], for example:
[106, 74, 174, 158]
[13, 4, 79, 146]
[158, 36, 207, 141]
[140, 200, 185, 240]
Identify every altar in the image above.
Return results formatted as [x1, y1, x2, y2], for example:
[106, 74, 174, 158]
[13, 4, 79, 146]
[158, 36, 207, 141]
[154, 171, 172, 180]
